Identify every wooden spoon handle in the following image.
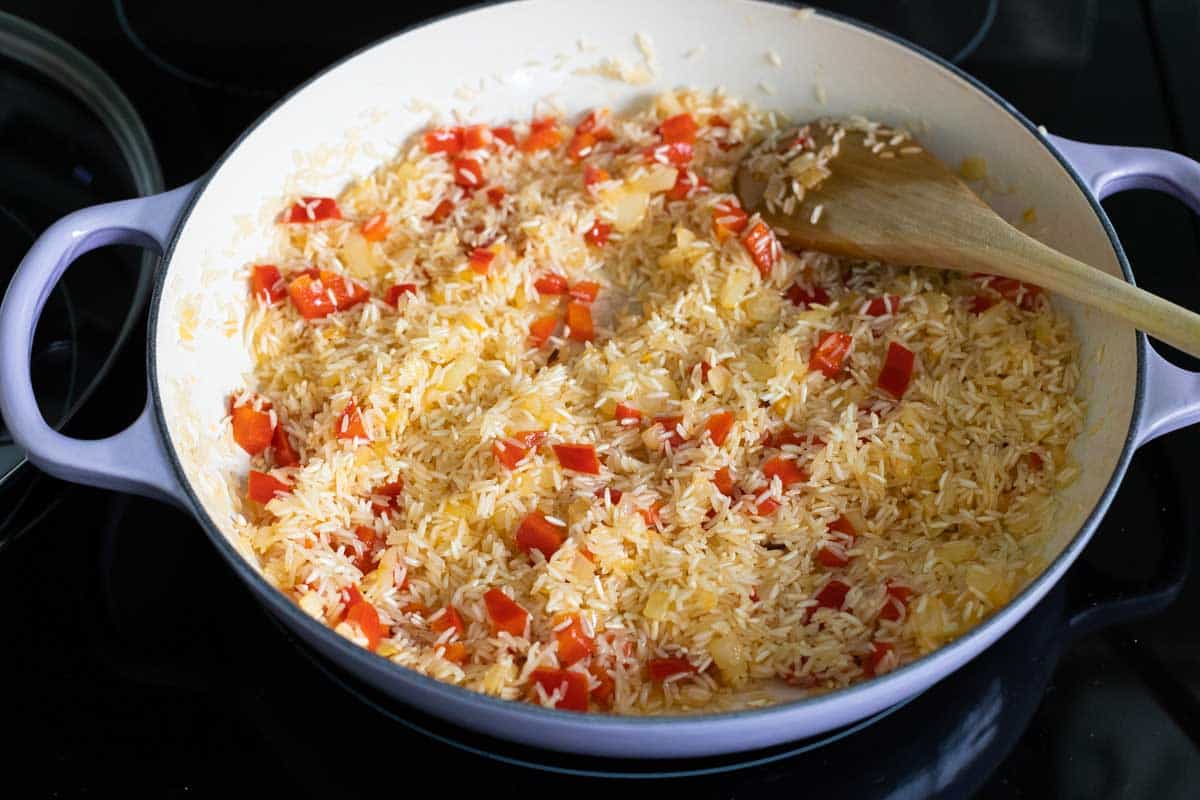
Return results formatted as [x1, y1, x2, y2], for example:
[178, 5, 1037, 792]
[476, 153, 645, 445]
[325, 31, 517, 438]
[953, 227, 1200, 359]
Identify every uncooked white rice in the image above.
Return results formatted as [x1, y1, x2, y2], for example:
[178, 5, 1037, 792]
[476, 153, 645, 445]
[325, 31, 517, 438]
[230, 89, 1083, 715]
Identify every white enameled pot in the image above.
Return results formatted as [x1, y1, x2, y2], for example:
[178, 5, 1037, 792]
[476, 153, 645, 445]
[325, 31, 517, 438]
[3, 0, 1199, 759]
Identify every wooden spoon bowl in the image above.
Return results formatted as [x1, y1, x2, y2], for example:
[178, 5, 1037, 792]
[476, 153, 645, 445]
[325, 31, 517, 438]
[736, 121, 1200, 359]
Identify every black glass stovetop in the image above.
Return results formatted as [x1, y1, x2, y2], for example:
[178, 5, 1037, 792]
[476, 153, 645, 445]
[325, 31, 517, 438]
[2, 1, 1199, 797]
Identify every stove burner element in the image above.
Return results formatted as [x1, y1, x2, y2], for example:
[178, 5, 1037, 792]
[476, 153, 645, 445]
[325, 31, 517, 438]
[114, 0, 276, 97]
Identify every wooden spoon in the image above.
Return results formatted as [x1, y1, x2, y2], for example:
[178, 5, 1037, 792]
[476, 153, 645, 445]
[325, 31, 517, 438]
[735, 122, 1200, 359]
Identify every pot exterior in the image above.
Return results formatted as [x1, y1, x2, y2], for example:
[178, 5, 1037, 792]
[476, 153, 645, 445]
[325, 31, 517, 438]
[128, 0, 1165, 757]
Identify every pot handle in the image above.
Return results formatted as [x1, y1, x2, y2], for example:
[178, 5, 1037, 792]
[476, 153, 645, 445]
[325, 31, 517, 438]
[0, 183, 198, 508]
[1064, 504, 1190, 640]
[1048, 134, 1200, 447]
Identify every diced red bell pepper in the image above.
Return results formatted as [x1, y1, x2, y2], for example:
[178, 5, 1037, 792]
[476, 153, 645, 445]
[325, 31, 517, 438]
[251, 264, 286, 304]
[427, 198, 455, 223]
[865, 641, 896, 677]
[494, 430, 545, 469]
[231, 398, 274, 455]
[713, 467, 737, 497]
[336, 399, 368, 441]
[287, 273, 336, 319]
[829, 515, 857, 536]
[667, 170, 708, 201]
[287, 270, 368, 319]
[590, 666, 615, 707]
[554, 613, 594, 667]
[535, 273, 570, 295]
[879, 581, 914, 621]
[584, 221, 611, 247]
[812, 579, 850, 615]
[818, 544, 850, 568]
[360, 212, 389, 242]
[712, 199, 748, 240]
[879, 597, 905, 622]
[652, 415, 685, 449]
[401, 601, 429, 617]
[513, 430, 548, 449]
[483, 588, 529, 637]
[708, 114, 738, 151]
[787, 283, 830, 308]
[384, 283, 417, 307]
[614, 403, 642, 426]
[287, 263, 321, 281]
[486, 186, 506, 205]
[431, 605, 466, 638]
[865, 295, 902, 316]
[453, 156, 484, 189]
[644, 141, 694, 167]
[575, 109, 615, 141]
[284, 197, 341, 223]
[703, 411, 735, 447]
[438, 641, 468, 663]
[1005, 278, 1043, 310]
[462, 124, 491, 150]
[583, 164, 610, 193]
[272, 425, 300, 467]
[659, 113, 698, 145]
[1028, 451, 1044, 470]
[425, 126, 464, 155]
[370, 480, 404, 517]
[521, 117, 562, 152]
[493, 439, 528, 470]
[553, 443, 601, 474]
[648, 656, 697, 682]
[566, 109, 614, 167]
[638, 500, 664, 527]
[595, 486, 623, 504]
[877, 341, 915, 398]
[567, 131, 598, 163]
[969, 294, 999, 314]
[741, 220, 779, 278]
[530, 667, 589, 711]
[974, 274, 1042, 310]
[247, 470, 292, 504]
[516, 510, 566, 561]
[490, 126, 516, 148]
[819, 517, 856, 569]
[529, 315, 560, 347]
[345, 596, 383, 652]
[762, 456, 808, 489]
[565, 301, 595, 342]
[809, 331, 853, 379]
[468, 246, 497, 275]
[351, 525, 382, 573]
[754, 491, 780, 516]
[569, 281, 600, 303]
[321, 270, 370, 311]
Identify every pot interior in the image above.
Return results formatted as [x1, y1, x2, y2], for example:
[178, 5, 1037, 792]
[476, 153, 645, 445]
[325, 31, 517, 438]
[153, 0, 1136, 692]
